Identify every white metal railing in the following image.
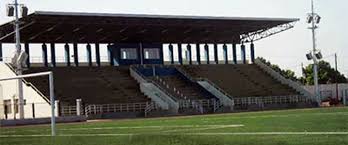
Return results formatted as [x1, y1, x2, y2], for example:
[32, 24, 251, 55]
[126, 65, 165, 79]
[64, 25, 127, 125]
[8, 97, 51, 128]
[84, 102, 150, 116]
[144, 102, 157, 117]
[233, 95, 310, 106]
[60, 105, 78, 116]
[154, 76, 186, 101]
[254, 59, 315, 100]
[213, 99, 223, 112]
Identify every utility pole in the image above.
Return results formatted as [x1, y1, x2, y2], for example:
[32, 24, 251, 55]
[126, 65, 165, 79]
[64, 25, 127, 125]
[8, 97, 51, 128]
[335, 53, 338, 100]
[301, 62, 305, 85]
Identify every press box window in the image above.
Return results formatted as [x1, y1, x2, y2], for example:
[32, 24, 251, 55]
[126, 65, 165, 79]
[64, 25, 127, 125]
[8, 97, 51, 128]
[144, 48, 160, 59]
[121, 48, 137, 59]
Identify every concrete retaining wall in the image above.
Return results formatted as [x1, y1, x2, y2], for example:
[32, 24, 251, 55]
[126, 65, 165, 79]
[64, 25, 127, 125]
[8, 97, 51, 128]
[0, 116, 86, 127]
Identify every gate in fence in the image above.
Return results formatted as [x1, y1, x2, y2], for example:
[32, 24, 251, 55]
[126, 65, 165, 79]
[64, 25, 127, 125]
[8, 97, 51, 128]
[178, 99, 221, 114]
[344, 89, 348, 106]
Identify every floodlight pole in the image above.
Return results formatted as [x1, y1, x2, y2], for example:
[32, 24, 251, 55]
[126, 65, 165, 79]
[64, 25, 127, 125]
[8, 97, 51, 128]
[12, 0, 25, 119]
[309, 0, 320, 104]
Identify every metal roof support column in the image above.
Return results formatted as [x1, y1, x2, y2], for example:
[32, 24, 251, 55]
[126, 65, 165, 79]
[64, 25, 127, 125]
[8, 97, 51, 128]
[196, 44, 201, 65]
[187, 44, 192, 65]
[95, 43, 101, 67]
[64, 43, 70, 67]
[42, 43, 48, 67]
[159, 44, 164, 64]
[50, 43, 56, 67]
[250, 42, 255, 64]
[0, 43, 2, 61]
[214, 43, 218, 64]
[86, 44, 92, 67]
[139, 43, 144, 65]
[204, 44, 209, 64]
[73, 43, 79, 67]
[232, 43, 237, 64]
[223, 44, 228, 64]
[24, 43, 30, 68]
[169, 44, 174, 64]
[241, 43, 246, 64]
[107, 44, 114, 66]
[178, 43, 183, 65]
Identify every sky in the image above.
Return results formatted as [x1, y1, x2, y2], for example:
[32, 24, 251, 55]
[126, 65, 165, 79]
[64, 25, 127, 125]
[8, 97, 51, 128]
[0, 0, 347, 77]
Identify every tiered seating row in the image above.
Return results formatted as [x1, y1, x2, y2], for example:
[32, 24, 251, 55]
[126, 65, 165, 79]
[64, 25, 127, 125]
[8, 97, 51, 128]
[179, 64, 298, 97]
[24, 67, 149, 105]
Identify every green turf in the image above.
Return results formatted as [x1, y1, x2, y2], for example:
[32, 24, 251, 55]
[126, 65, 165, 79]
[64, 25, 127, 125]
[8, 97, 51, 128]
[1, 107, 348, 145]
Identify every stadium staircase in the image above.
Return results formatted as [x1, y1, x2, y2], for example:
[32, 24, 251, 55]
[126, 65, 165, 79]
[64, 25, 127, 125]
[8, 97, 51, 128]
[134, 65, 222, 114]
[23, 66, 157, 118]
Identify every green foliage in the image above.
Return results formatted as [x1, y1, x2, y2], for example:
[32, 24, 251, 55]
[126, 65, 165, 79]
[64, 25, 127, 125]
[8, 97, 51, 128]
[257, 57, 348, 85]
[257, 57, 299, 82]
[301, 60, 347, 85]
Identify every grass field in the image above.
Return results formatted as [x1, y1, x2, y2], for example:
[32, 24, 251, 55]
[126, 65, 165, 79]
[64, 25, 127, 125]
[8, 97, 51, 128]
[1, 107, 348, 145]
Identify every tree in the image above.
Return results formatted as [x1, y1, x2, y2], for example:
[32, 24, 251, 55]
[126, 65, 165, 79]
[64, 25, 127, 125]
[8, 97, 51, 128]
[301, 60, 347, 85]
[257, 57, 299, 82]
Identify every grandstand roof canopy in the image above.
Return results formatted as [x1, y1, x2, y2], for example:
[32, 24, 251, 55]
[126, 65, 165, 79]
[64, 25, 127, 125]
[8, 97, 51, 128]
[0, 11, 299, 44]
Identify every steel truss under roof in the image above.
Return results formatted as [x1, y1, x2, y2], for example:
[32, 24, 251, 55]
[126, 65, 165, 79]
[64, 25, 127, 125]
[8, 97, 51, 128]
[0, 11, 299, 44]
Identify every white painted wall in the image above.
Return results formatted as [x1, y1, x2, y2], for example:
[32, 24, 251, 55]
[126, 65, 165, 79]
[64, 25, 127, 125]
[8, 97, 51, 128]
[0, 63, 51, 119]
[303, 84, 348, 101]
[0, 85, 3, 119]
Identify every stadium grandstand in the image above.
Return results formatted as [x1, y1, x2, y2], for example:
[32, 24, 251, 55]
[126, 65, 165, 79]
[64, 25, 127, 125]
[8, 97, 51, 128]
[0, 11, 316, 120]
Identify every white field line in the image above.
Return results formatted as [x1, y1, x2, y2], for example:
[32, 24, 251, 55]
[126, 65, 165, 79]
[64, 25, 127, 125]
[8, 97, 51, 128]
[161, 125, 244, 133]
[186, 132, 348, 135]
[59, 125, 244, 131]
[0, 125, 244, 134]
[213, 112, 348, 120]
[1, 132, 348, 138]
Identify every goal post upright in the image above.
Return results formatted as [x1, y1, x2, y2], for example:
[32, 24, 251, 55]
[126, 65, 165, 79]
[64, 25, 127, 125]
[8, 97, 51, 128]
[0, 71, 56, 136]
[49, 71, 55, 136]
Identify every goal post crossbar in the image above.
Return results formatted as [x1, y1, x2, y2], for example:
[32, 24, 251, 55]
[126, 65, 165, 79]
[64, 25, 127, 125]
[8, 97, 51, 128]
[0, 71, 56, 136]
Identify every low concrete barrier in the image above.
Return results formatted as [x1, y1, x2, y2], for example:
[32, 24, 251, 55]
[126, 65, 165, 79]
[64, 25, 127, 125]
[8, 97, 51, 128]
[0, 116, 86, 127]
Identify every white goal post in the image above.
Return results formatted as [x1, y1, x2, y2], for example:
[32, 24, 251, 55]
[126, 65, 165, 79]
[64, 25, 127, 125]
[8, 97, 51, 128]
[0, 71, 56, 136]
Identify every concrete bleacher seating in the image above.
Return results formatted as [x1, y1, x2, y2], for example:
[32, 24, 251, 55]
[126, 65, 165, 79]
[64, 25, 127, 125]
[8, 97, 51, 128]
[23, 66, 149, 105]
[179, 64, 299, 98]
[136, 66, 215, 101]
[151, 75, 213, 100]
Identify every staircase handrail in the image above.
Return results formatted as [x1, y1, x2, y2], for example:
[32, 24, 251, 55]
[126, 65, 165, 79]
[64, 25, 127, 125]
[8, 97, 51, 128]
[176, 66, 234, 100]
[130, 65, 179, 102]
[4, 63, 50, 103]
[197, 77, 234, 100]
